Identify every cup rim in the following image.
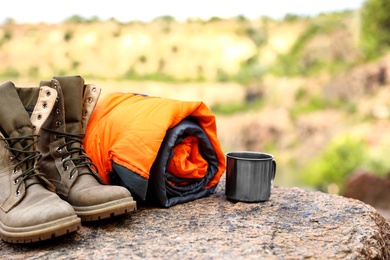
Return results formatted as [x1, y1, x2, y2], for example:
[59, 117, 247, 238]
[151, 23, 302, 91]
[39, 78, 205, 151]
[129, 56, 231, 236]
[225, 151, 274, 161]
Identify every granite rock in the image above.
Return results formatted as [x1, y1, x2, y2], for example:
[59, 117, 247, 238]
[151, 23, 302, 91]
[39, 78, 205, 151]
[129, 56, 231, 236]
[1, 178, 389, 259]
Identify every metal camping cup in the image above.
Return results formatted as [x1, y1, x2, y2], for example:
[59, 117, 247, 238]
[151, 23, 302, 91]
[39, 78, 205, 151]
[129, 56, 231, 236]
[225, 151, 276, 202]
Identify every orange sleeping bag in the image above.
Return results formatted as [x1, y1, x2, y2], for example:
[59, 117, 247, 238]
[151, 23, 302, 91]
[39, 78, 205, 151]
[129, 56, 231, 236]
[83, 92, 226, 207]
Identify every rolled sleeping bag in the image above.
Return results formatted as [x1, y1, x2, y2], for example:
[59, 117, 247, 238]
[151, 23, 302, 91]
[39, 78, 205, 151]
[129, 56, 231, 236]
[84, 92, 226, 207]
[147, 117, 220, 207]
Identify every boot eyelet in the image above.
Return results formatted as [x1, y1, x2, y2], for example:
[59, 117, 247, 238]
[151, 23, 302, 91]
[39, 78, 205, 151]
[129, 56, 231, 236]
[69, 174, 74, 179]
[56, 147, 62, 153]
[13, 179, 19, 184]
[46, 90, 51, 97]
[9, 156, 13, 161]
[13, 168, 18, 174]
[15, 190, 20, 196]
[56, 97, 59, 102]
[92, 87, 97, 92]
[64, 165, 69, 171]
[56, 121, 62, 127]
[32, 125, 36, 131]
[87, 97, 93, 103]
[83, 110, 88, 117]
[56, 108, 61, 115]
[42, 102, 47, 109]
[37, 114, 42, 120]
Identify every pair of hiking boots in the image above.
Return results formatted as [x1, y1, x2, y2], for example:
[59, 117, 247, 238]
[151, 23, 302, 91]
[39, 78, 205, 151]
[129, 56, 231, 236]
[0, 76, 136, 244]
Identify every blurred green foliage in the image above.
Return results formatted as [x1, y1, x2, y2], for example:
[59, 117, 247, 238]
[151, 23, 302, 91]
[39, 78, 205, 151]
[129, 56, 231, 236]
[0, 67, 19, 78]
[362, 147, 390, 176]
[300, 135, 367, 193]
[360, 0, 390, 59]
[65, 15, 100, 24]
[290, 87, 357, 120]
[64, 30, 73, 41]
[235, 56, 264, 85]
[272, 23, 323, 76]
[0, 29, 12, 47]
[300, 134, 390, 194]
[211, 98, 264, 115]
[123, 68, 176, 82]
[271, 13, 351, 77]
[289, 95, 328, 119]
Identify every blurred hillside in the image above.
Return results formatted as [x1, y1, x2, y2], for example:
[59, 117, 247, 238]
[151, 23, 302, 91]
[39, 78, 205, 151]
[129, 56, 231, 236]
[0, 19, 253, 81]
[0, 12, 361, 82]
[1, 11, 390, 194]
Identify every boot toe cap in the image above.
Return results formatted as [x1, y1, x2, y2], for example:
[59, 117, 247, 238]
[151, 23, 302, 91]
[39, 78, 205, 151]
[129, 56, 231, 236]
[2, 193, 76, 228]
[68, 184, 132, 207]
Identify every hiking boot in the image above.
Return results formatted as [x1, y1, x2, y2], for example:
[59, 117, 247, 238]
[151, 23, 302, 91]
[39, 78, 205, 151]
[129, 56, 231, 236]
[37, 76, 136, 221]
[0, 82, 80, 243]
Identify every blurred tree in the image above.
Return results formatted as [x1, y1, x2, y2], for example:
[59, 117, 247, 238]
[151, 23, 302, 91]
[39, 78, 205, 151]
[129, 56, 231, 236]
[2, 17, 15, 25]
[153, 16, 176, 23]
[0, 29, 12, 47]
[360, 0, 390, 59]
[283, 13, 303, 22]
[65, 15, 87, 23]
[208, 16, 222, 23]
[235, 15, 247, 22]
[301, 135, 367, 193]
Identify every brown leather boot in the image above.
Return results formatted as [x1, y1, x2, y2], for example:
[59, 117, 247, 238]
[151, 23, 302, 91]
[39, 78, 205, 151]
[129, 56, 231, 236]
[0, 82, 80, 243]
[37, 76, 136, 221]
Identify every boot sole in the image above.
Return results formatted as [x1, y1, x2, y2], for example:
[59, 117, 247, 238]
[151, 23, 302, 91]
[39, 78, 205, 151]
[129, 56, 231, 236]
[73, 197, 137, 222]
[0, 215, 81, 244]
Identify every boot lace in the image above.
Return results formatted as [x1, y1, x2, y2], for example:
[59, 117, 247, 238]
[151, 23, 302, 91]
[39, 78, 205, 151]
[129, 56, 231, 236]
[43, 128, 98, 179]
[0, 134, 45, 195]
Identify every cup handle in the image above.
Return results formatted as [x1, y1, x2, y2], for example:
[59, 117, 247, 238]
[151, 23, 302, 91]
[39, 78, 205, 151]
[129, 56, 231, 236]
[272, 160, 277, 180]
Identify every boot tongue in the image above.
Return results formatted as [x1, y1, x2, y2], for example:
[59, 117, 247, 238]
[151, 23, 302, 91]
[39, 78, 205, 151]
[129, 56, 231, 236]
[54, 76, 84, 134]
[0, 82, 35, 168]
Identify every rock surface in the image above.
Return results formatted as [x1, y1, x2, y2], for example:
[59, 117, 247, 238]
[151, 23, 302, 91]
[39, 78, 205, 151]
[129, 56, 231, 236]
[1, 178, 389, 259]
